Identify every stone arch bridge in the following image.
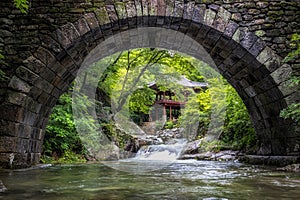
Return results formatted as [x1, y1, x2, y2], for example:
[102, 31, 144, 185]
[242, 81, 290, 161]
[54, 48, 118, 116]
[0, 0, 299, 168]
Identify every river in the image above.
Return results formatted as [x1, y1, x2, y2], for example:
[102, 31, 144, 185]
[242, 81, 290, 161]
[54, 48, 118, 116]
[0, 159, 299, 200]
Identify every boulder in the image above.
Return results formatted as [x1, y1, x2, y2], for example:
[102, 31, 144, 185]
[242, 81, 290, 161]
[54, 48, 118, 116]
[181, 139, 202, 154]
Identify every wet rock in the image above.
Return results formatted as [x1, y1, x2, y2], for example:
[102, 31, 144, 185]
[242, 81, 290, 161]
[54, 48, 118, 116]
[181, 139, 202, 154]
[277, 164, 300, 172]
[179, 150, 238, 161]
[211, 150, 238, 161]
[156, 128, 184, 141]
[238, 155, 300, 167]
[125, 138, 140, 153]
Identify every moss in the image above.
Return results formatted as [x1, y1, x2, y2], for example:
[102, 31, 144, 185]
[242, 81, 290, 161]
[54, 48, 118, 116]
[255, 30, 265, 37]
[115, 2, 127, 19]
[86, 7, 97, 13]
[266, 9, 285, 22]
[95, 8, 110, 25]
[202, 0, 214, 4]
[69, 8, 86, 13]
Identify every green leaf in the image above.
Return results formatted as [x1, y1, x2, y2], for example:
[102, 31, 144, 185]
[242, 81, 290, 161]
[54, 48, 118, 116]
[14, 0, 29, 13]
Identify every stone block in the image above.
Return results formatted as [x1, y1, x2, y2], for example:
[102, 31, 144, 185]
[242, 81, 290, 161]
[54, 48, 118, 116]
[173, 1, 184, 18]
[106, 4, 119, 23]
[249, 38, 266, 57]
[94, 7, 110, 26]
[264, 55, 281, 73]
[231, 60, 248, 76]
[33, 77, 54, 95]
[257, 46, 276, 65]
[40, 34, 66, 60]
[202, 28, 222, 51]
[7, 91, 27, 106]
[270, 64, 292, 85]
[33, 47, 56, 67]
[224, 20, 238, 37]
[214, 6, 231, 32]
[0, 105, 24, 123]
[74, 18, 91, 36]
[22, 55, 45, 73]
[18, 124, 31, 139]
[61, 22, 81, 44]
[115, 2, 127, 19]
[31, 153, 41, 164]
[29, 86, 43, 101]
[53, 28, 72, 50]
[183, 1, 195, 20]
[8, 76, 31, 93]
[252, 66, 269, 81]
[24, 97, 42, 114]
[284, 92, 300, 105]
[16, 66, 39, 84]
[0, 136, 17, 152]
[23, 111, 37, 127]
[244, 86, 257, 98]
[148, 16, 157, 26]
[195, 24, 210, 43]
[141, 0, 149, 16]
[0, 121, 20, 137]
[17, 138, 30, 154]
[204, 9, 216, 27]
[192, 4, 206, 23]
[253, 75, 276, 93]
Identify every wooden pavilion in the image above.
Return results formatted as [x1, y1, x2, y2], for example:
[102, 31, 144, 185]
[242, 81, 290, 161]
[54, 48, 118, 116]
[148, 76, 208, 122]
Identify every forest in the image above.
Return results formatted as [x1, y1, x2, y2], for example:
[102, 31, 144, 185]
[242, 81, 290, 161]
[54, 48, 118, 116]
[42, 48, 258, 163]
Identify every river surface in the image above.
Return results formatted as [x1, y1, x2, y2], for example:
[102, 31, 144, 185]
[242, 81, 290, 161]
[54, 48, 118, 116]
[0, 160, 299, 200]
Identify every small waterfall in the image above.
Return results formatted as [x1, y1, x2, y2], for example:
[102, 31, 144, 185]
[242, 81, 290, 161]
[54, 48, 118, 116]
[134, 139, 187, 161]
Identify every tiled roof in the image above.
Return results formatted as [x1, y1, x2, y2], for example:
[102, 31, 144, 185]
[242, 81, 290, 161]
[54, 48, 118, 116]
[148, 76, 208, 88]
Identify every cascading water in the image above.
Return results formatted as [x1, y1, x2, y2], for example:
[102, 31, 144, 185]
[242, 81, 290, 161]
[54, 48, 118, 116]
[103, 135, 188, 173]
[134, 138, 187, 161]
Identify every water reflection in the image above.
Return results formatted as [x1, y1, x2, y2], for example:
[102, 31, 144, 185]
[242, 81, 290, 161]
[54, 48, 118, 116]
[0, 160, 299, 200]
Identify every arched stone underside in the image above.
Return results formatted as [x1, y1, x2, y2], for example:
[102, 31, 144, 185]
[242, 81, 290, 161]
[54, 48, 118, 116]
[0, 1, 299, 168]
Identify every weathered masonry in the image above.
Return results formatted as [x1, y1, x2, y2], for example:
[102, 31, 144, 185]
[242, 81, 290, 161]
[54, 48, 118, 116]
[0, 0, 299, 168]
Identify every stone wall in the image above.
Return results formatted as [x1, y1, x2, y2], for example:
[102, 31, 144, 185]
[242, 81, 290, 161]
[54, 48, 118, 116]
[0, 0, 299, 168]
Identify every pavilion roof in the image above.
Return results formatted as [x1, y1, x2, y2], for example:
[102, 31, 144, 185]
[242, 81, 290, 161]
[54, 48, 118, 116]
[148, 76, 208, 89]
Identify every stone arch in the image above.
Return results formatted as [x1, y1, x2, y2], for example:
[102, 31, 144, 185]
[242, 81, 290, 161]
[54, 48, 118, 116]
[1, 2, 298, 168]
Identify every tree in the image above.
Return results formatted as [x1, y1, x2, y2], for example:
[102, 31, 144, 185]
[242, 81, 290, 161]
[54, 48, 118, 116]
[43, 92, 87, 162]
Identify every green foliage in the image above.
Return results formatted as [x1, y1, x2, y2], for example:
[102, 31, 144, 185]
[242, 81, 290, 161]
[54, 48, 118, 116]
[200, 140, 228, 153]
[41, 151, 86, 164]
[44, 92, 87, 161]
[13, 0, 29, 13]
[280, 103, 300, 124]
[164, 121, 174, 129]
[221, 85, 256, 150]
[129, 87, 156, 114]
[283, 34, 300, 63]
[179, 74, 256, 151]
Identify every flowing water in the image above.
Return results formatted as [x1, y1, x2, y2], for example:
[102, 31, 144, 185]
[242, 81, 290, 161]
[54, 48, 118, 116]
[0, 159, 300, 200]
